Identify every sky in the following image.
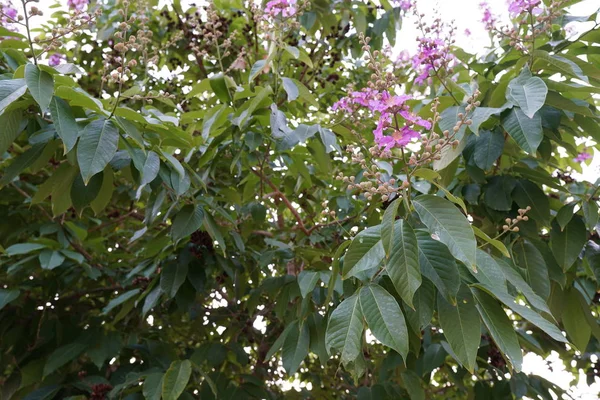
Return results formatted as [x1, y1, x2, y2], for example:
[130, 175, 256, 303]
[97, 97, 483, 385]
[28, 0, 600, 398]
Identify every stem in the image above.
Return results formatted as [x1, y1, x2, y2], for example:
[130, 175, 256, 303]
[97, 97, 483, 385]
[21, 0, 37, 65]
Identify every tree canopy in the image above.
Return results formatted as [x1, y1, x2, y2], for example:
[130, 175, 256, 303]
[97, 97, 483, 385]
[1, 0, 600, 399]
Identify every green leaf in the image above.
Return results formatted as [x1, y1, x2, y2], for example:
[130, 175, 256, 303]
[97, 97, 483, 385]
[325, 294, 364, 364]
[404, 278, 436, 333]
[282, 321, 310, 375]
[25, 64, 54, 111]
[473, 129, 504, 171]
[582, 200, 599, 231]
[513, 240, 550, 300]
[49, 96, 79, 153]
[210, 73, 232, 103]
[281, 77, 299, 102]
[327, 240, 350, 308]
[102, 289, 140, 314]
[512, 180, 550, 225]
[160, 262, 189, 299]
[494, 257, 550, 314]
[415, 230, 460, 303]
[342, 226, 385, 279]
[266, 323, 295, 361]
[401, 370, 425, 400]
[472, 283, 566, 342]
[77, 119, 119, 184]
[502, 107, 542, 155]
[413, 195, 477, 270]
[387, 220, 421, 308]
[381, 198, 401, 256]
[0, 78, 27, 115]
[90, 168, 114, 215]
[472, 288, 523, 372]
[43, 342, 87, 377]
[38, 249, 65, 270]
[71, 172, 103, 211]
[143, 373, 164, 400]
[472, 226, 510, 258]
[532, 50, 589, 83]
[472, 250, 507, 292]
[562, 289, 591, 351]
[0, 289, 19, 310]
[506, 67, 548, 118]
[171, 204, 204, 243]
[298, 271, 319, 298]
[550, 217, 587, 271]
[0, 109, 22, 155]
[5, 243, 47, 256]
[162, 360, 192, 400]
[469, 104, 511, 135]
[248, 60, 266, 83]
[0, 142, 46, 186]
[437, 289, 480, 372]
[359, 284, 409, 360]
[556, 203, 576, 231]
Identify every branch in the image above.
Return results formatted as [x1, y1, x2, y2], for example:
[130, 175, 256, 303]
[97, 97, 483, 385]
[250, 168, 311, 236]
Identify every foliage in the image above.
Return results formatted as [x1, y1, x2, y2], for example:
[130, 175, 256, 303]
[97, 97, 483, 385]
[1, 0, 600, 399]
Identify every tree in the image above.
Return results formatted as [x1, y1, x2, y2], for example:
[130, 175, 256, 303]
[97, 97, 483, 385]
[0, 0, 599, 398]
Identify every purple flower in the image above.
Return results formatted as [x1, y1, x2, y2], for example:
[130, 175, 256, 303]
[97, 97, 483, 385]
[574, 150, 592, 163]
[412, 34, 454, 86]
[480, 2, 496, 29]
[398, 0, 413, 11]
[507, 0, 542, 17]
[264, 0, 297, 19]
[48, 53, 66, 67]
[0, 1, 18, 32]
[333, 89, 428, 149]
[67, 0, 88, 11]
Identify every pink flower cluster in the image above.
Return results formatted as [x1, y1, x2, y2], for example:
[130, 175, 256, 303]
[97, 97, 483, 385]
[49, 53, 66, 67]
[574, 150, 592, 163]
[412, 37, 454, 85]
[0, 1, 18, 32]
[508, 0, 542, 17]
[479, 2, 496, 30]
[333, 89, 431, 149]
[264, 0, 297, 18]
[67, 0, 88, 12]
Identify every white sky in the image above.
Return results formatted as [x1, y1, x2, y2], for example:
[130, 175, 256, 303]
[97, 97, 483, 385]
[27, 0, 600, 398]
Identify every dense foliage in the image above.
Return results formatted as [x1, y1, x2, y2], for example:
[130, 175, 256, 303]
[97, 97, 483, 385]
[1, 0, 600, 398]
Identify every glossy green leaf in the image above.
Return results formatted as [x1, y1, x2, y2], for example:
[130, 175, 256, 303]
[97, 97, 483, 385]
[472, 283, 566, 342]
[298, 271, 319, 298]
[77, 119, 119, 184]
[550, 217, 587, 271]
[506, 67, 548, 118]
[160, 262, 189, 299]
[381, 198, 401, 256]
[473, 129, 504, 171]
[437, 289, 480, 372]
[25, 64, 54, 111]
[325, 294, 364, 364]
[359, 284, 409, 359]
[171, 204, 204, 243]
[502, 107, 542, 155]
[38, 249, 65, 270]
[49, 96, 79, 153]
[43, 342, 87, 377]
[513, 240, 550, 300]
[562, 289, 591, 351]
[342, 226, 385, 279]
[413, 195, 477, 270]
[512, 180, 550, 225]
[143, 373, 164, 400]
[387, 220, 421, 308]
[415, 230, 460, 303]
[282, 321, 310, 375]
[0, 78, 27, 115]
[472, 288, 523, 372]
[162, 360, 192, 400]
